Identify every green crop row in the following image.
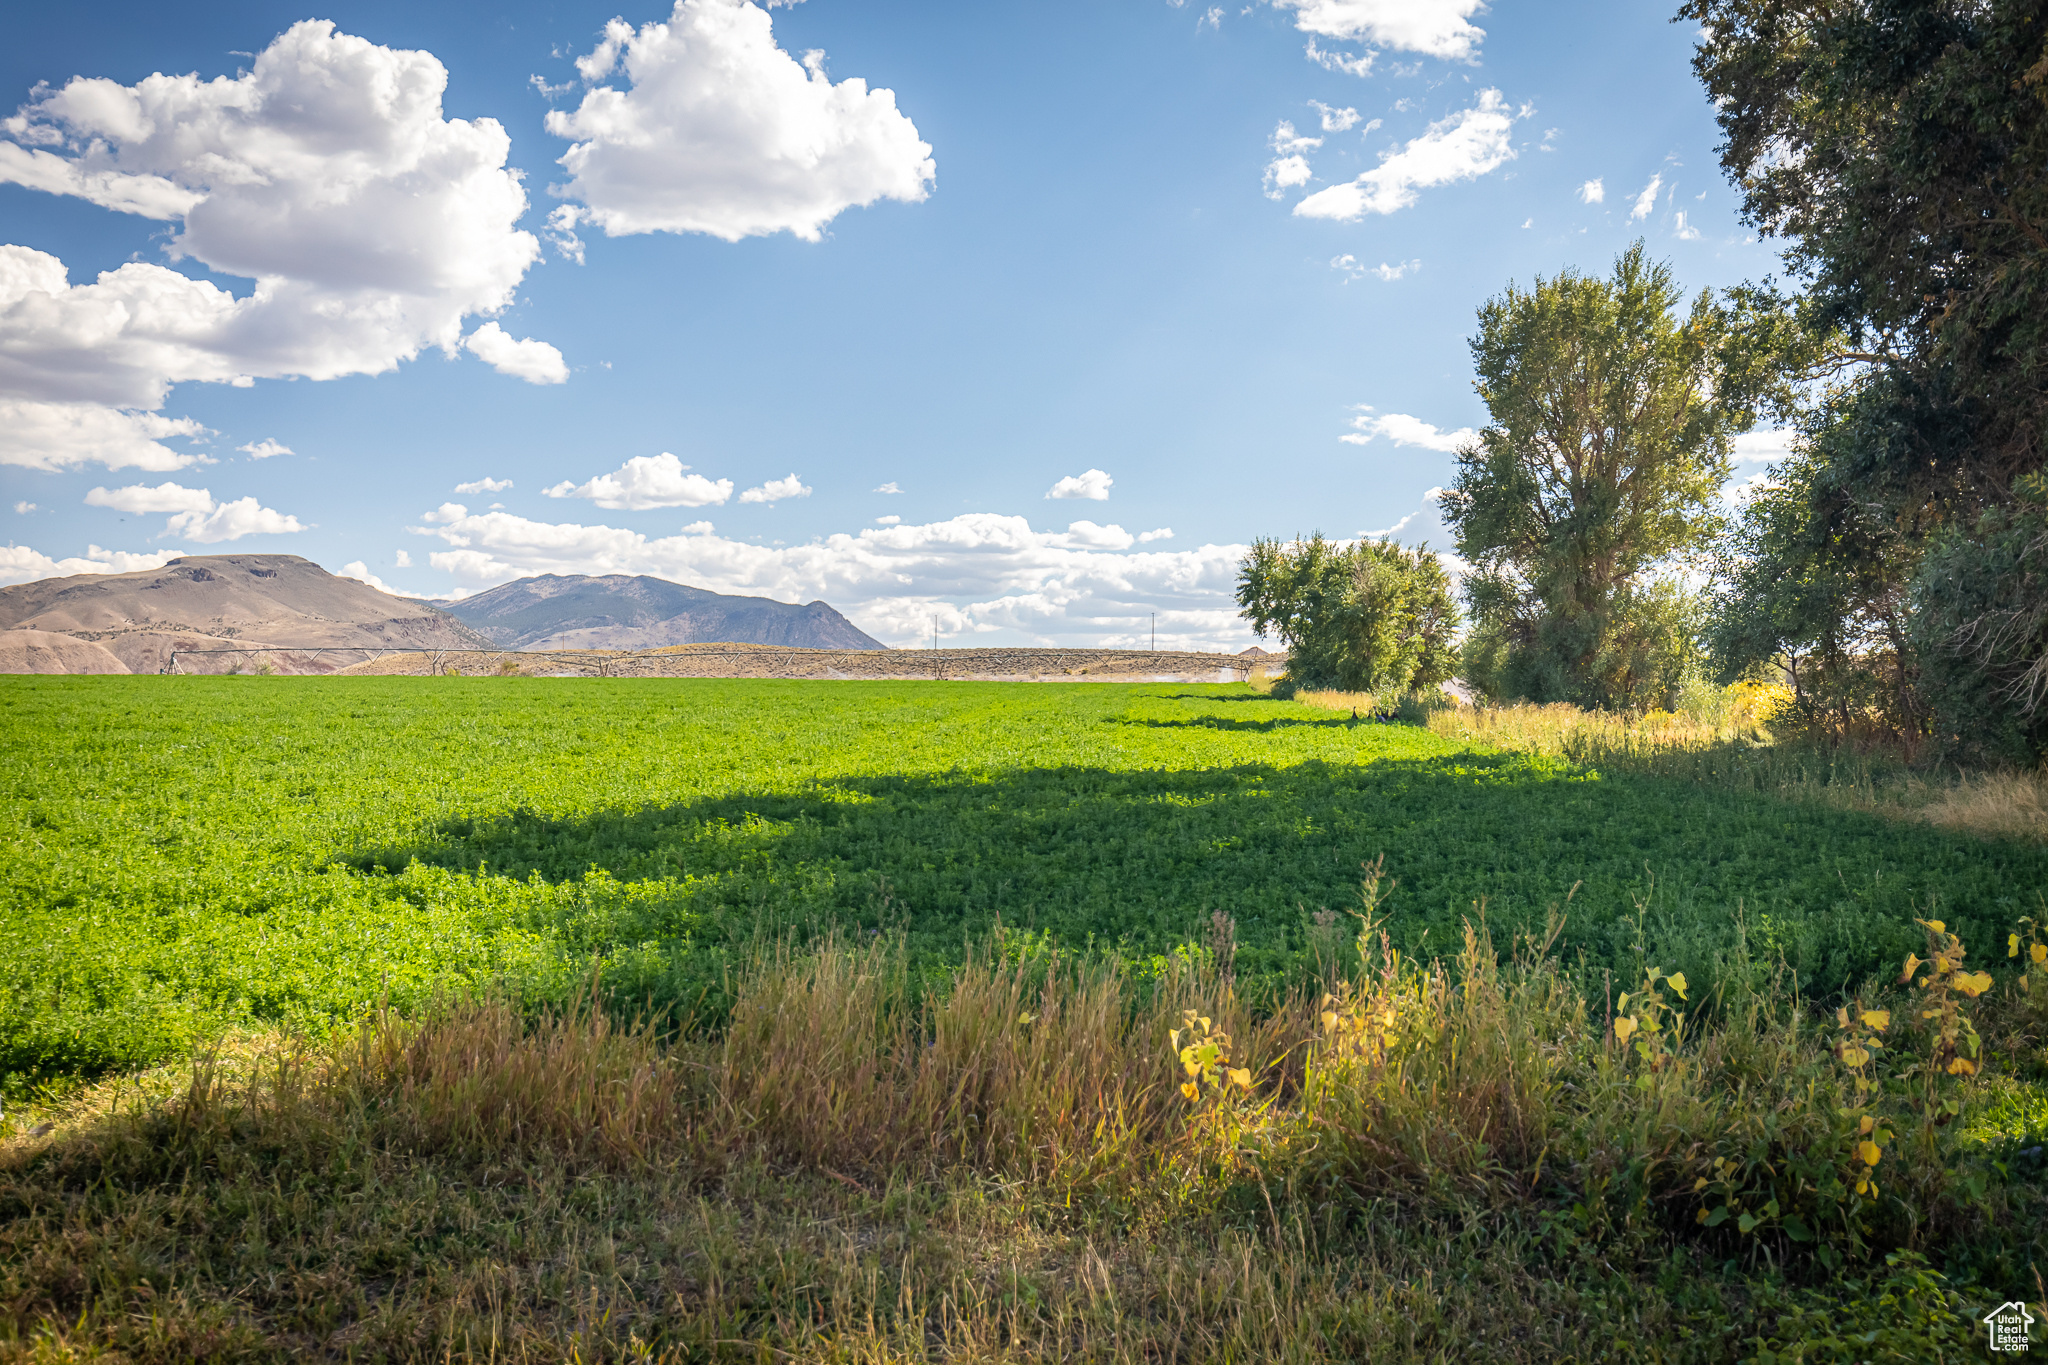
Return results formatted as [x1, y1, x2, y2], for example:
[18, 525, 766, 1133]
[4, 676, 2045, 1092]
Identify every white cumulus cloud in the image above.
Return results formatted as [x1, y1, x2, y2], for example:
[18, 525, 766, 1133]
[1046, 468, 1113, 501]
[454, 476, 515, 494]
[1264, 155, 1314, 198]
[1579, 178, 1604, 204]
[1270, 120, 1323, 155]
[339, 561, 404, 595]
[1309, 100, 1360, 132]
[239, 438, 293, 459]
[738, 473, 811, 504]
[84, 480, 304, 542]
[545, 451, 734, 510]
[545, 0, 935, 243]
[874, 481, 902, 494]
[0, 20, 551, 471]
[1630, 173, 1663, 221]
[1272, 0, 1489, 60]
[84, 481, 213, 515]
[0, 397, 212, 472]
[0, 543, 182, 587]
[1138, 527, 1175, 542]
[1341, 408, 1477, 452]
[1294, 90, 1521, 220]
[463, 323, 568, 384]
[1674, 210, 1700, 240]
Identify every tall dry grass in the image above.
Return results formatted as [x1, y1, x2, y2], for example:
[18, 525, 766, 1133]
[4, 922, 2039, 1361]
[1282, 678, 2048, 843]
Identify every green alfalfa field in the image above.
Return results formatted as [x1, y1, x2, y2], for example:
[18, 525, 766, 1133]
[3, 675, 2047, 1362]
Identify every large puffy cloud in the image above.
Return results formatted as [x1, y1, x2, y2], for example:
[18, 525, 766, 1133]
[545, 452, 735, 510]
[0, 21, 550, 469]
[1294, 90, 1521, 220]
[0, 397, 211, 472]
[1271, 0, 1488, 60]
[1341, 408, 1477, 452]
[411, 507, 1257, 649]
[0, 543, 182, 587]
[83, 479, 305, 542]
[545, 0, 935, 243]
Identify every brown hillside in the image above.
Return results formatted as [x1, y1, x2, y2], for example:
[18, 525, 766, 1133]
[0, 629, 130, 674]
[0, 555, 493, 673]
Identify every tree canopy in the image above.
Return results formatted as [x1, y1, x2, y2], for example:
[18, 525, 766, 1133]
[1236, 535, 1458, 699]
[1444, 243, 1789, 709]
[1689, 0, 2048, 758]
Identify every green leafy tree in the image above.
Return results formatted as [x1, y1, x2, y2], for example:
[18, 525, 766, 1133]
[1708, 389, 1928, 743]
[1236, 534, 1459, 698]
[1444, 243, 1790, 709]
[1688, 0, 2048, 758]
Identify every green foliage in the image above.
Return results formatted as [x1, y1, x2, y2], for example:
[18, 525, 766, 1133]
[6, 676, 2048, 1094]
[1690, 0, 2048, 761]
[1685, 0, 2048, 509]
[1446, 244, 1785, 709]
[1708, 401, 1927, 745]
[1912, 472, 2048, 765]
[1235, 533, 1458, 698]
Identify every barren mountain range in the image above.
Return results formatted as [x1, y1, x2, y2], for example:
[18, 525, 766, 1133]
[0, 555, 493, 673]
[433, 574, 885, 651]
[0, 556, 886, 672]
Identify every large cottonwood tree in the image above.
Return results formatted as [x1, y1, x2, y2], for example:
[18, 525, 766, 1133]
[1444, 244, 1790, 708]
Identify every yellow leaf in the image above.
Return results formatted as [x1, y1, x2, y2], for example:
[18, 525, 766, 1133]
[1181, 1081, 1199, 1100]
[1228, 1067, 1252, 1090]
[1926, 920, 1946, 936]
[1696, 1208, 1710, 1224]
[1320, 1012, 1338, 1032]
[1899, 953, 1922, 983]
[1856, 1140, 1881, 1166]
[1693, 1177, 1708, 1191]
[2033, 943, 2046, 964]
[1839, 1045, 1870, 1068]
[1836, 1005, 1850, 1028]
[1667, 972, 1688, 999]
[1954, 971, 1993, 998]
[1859, 1114, 1874, 1134]
[1613, 1016, 1638, 1043]
[1860, 1009, 1890, 1030]
[1946, 1056, 1978, 1076]
[2013, 934, 2023, 958]
[1198, 1017, 1211, 1032]
[1855, 1178, 1870, 1196]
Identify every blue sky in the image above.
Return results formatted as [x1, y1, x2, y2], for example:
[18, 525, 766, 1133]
[0, 0, 1785, 648]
